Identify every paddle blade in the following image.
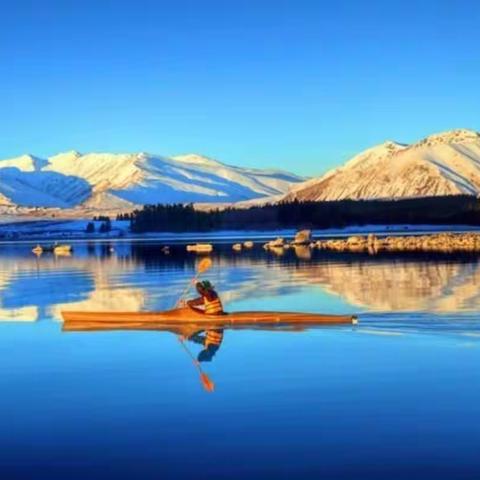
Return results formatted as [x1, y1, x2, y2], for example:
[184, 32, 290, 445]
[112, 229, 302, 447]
[197, 258, 213, 274]
[200, 373, 215, 392]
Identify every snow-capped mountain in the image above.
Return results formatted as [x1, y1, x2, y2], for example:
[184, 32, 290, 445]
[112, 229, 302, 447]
[0, 151, 304, 213]
[284, 129, 480, 201]
[4, 128, 479, 217]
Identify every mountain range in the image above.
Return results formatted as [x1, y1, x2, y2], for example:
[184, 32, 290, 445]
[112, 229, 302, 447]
[0, 151, 303, 215]
[1, 128, 480, 217]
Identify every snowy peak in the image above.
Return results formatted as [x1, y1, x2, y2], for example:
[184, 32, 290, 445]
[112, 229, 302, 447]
[413, 129, 480, 148]
[343, 140, 406, 170]
[172, 153, 223, 167]
[49, 150, 82, 163]
[285, 129, 480, 202]
[46, 152, 146, 192]
[0, 154, 49, 172]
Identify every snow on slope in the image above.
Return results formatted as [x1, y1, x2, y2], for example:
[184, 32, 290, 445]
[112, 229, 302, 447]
[285, 129, 480, 202]
[0, 192, 13, 206]
[173, 154, 301, 197]
[0, 151, 303, 212]
[0, 167, 92, 208]
[0, 154, 49, 172]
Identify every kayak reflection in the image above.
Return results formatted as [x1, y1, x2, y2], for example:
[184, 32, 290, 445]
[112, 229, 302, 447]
[62, 314, 355, 391]
[62, 316, 351, 361]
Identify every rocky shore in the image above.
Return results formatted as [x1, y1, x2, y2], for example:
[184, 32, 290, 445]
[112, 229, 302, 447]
[261, 231, 480, 255]
[315, 233, 480, 254]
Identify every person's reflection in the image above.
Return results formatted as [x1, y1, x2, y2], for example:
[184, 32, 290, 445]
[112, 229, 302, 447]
[187, 329, 224, 362]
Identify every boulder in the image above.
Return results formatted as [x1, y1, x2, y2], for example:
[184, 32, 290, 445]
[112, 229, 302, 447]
[266, 237, 285, 248]
[186, 243, 213, 253]
[292, 229, 312, 245]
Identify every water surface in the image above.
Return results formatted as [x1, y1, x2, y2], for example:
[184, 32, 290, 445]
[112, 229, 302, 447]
[0, 241, 479, 479]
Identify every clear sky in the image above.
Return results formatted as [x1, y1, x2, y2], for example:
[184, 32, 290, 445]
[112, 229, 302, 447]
[1, 0, 479, 176]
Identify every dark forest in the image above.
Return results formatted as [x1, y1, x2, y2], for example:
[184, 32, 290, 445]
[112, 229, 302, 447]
[120, 195, 480, 233]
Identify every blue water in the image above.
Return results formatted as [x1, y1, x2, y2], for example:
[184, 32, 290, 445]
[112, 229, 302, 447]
[0, 241, 479, 479]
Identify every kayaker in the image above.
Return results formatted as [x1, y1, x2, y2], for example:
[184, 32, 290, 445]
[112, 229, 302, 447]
[188, 328, 224, 362]
[187, 280, 224, 315]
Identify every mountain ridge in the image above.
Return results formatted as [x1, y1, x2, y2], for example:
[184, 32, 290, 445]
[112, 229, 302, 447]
[0, 151, 304, 215]
[284, 129, 480, 202]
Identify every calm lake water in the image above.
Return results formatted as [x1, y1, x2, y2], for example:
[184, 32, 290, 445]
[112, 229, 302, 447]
[0, 240, 479, 479]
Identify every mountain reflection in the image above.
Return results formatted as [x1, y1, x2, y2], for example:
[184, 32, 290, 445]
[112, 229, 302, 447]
[291, 257, 480, 312]
[1, 242, 480, 322]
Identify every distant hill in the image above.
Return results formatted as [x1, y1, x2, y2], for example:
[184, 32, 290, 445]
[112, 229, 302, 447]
[284, 129, 480, 202]
[0, 151, 304, 216]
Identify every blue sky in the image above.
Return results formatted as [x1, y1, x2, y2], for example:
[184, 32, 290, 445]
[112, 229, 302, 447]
[1, 0, 479, 176]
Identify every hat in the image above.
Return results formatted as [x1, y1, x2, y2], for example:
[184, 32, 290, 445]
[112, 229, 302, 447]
[197, 280, 214, 291]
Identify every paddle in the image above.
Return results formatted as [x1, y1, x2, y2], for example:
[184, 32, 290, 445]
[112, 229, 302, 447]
[175, 257, 212, 308]
[174, 257, 215, 392]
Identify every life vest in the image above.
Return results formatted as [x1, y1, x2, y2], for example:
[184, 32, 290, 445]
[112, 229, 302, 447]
[205, 329, 224, 348]
[203, 295, 224, 315]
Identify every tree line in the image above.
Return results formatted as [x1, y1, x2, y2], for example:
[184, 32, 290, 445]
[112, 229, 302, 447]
[122, 195, 480, 233]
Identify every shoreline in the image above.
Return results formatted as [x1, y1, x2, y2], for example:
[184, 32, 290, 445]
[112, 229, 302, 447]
[1, 219, 480, 247]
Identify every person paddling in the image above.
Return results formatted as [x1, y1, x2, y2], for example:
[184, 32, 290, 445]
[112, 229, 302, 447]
[187, 280, 224, 315]
[183, 280, 225, 362]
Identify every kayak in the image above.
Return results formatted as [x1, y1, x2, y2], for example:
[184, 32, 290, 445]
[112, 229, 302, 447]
[61, 307, 357, 332]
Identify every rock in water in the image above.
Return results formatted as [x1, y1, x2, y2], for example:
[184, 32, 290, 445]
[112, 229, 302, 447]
[267, 238, 285, 248]
[293, 229, 312, 245]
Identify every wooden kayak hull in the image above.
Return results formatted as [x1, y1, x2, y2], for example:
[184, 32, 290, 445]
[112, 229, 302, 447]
[61, 308, 357, 332]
